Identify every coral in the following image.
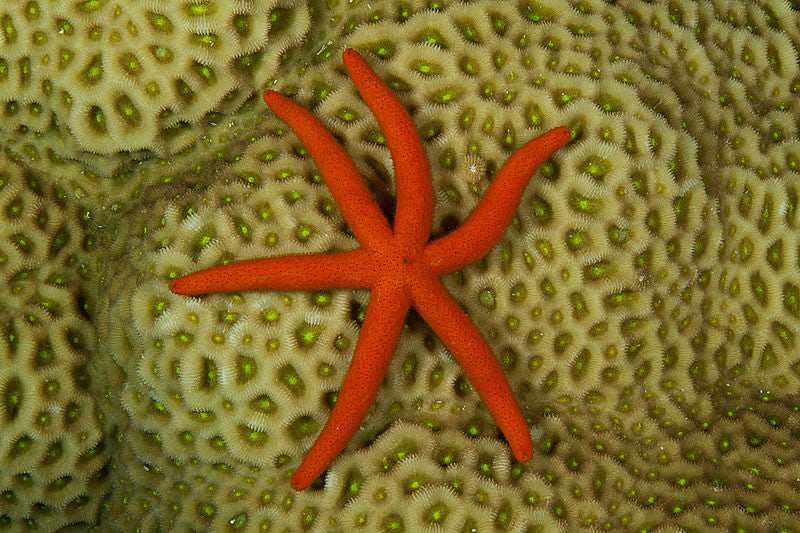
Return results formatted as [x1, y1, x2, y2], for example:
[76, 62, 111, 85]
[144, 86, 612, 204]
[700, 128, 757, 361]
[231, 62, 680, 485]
[0, 0, 309, 170]
[2, 0, 800, 530]
[0, 155, 115, 530]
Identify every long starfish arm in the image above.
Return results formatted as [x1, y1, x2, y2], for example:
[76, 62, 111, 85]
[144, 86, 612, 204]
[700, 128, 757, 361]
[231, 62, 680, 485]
[410, 274, 533, 462]
[170, 248, 374, 295]
[424, 126, 570, 275]
[291, 281, 410, 490]
[342, 48, 433, 249]
[263, 90, 393, 248]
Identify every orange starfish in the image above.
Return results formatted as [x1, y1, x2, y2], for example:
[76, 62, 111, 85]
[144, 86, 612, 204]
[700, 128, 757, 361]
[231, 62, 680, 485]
[170, 48, 570, 490]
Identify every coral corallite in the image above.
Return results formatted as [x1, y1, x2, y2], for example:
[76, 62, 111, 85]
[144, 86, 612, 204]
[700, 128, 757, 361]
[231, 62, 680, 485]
[2, 0, 800, 531]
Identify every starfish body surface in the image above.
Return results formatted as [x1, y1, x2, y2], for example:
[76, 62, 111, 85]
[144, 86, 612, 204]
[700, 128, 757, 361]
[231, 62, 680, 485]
[170, 48, 570, 490]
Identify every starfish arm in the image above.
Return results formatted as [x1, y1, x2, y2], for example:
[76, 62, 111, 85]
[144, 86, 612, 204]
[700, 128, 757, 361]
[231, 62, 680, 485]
[291, 281, 410, 490]
[264, 90, 393, 248]
[343, 48, 433, 249]
[410, 273, 533, 462]
[169, 248, 374, 295]
[424, 126, 570, 275]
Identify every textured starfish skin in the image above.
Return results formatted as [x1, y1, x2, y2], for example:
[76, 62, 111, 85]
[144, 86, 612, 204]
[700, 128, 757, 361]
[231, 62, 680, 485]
[170, 48, 570, 490]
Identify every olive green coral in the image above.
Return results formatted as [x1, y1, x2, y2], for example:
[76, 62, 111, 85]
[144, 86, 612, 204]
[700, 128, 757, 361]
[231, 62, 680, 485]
[2, 0, 800, 530]
[0, 156, 113, 530]
[0, 0, 309, 159]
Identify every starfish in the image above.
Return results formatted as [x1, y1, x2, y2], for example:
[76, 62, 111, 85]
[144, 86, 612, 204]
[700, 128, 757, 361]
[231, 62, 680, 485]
[170, 48, 570, 491]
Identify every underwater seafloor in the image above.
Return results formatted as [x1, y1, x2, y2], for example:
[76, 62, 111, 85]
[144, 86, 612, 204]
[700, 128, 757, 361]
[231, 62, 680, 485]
[1, 0, 800, 531]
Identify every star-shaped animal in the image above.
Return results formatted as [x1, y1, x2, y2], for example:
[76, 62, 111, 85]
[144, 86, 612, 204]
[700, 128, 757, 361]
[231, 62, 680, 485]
[170, 48, 570, 490]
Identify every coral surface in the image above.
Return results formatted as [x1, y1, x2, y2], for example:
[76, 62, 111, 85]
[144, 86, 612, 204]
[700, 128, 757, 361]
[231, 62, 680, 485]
[2, 0, 800, 531]
[0, 0, 308, 165]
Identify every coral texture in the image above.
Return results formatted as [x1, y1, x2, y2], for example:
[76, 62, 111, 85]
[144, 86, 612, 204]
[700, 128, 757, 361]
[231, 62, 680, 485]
[1, 0, 800, 531]
[0, 0, 308, 174]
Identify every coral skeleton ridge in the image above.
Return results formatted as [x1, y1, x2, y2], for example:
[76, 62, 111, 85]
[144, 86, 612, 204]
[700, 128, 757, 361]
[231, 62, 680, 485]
[1, 0, 800, 531]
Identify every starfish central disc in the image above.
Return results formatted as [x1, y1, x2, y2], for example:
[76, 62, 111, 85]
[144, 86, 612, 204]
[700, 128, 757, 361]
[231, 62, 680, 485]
[170, 48, 571, 491]
[368, 241, 430, 285]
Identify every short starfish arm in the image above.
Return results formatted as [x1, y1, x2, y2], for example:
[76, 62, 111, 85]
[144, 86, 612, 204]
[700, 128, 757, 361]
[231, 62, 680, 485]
[424, 126, 570, 275]
[291, 281, 410, 490]
[263, 90, 393, 248]
[343, 48, 433, 249]
[410, 273, 533, 462]
[170, 248, 374, 295]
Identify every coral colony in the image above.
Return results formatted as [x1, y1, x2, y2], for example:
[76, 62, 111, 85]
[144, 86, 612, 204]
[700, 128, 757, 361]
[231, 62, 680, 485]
[1, 0, 799, 530]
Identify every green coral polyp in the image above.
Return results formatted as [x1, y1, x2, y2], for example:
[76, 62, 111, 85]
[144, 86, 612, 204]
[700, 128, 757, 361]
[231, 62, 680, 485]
[78, 0, 105, 12]
[87, 106, 106, 134]
[82, 55, 103, 85]
[238, 424, 268, 447]
[294, 322, 321, 349]
[529, 194, 553, 225]
[750, 271, 768, 305]
[197, 358, 217, 388]
[182, 2, 212, 18]
[478, 287, 496, 309]
[366, 40, 395, 60]
[455, 18, 481, 43]
[146, 11, 173, 33]
[423, 501, 449, 524]
[783, 283, 799, 315]
[114, 95, 140, 127]
[288, 415, 320, 440]
[583, 259, 615, 281]
[278, 365, 305, 396]
[765, 239, 783, 269]
[431, 87, 462, 105]
[293, 223, 314, 242]
[565, 229, 590, 251]
[232, 14, 252, 37]
[568, 191, 602, 215]
[581, 156, 611, 179]
[414, 28, 448, 48]
[2, 378, 23, 420]
[412, 59, 442, 76]
[335, 107, 359, 122]
[175, 79, 195, 104]
[382, 513, 404, 531]
[250, 394, 276, 415]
